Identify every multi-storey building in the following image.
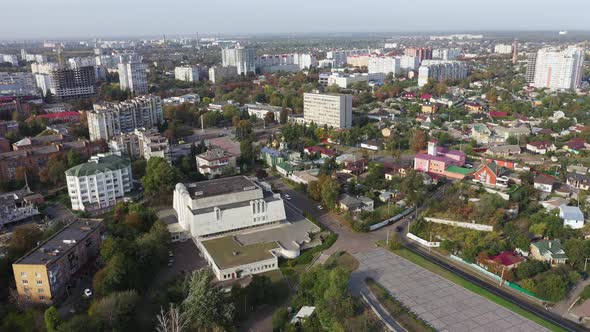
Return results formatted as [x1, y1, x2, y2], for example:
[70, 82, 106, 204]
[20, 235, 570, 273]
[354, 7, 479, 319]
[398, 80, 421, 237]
[326, 50, 366, 67]
[0, 54, 19, 66]
[405, 47, 432, 62]
[0, 72, 38, 96]
[417, 60, 468, 86]
[368, 56, 401, 76]
[254, 53, 317, 73]
[245, 103, 283, 120]
[108, 128, 170, 162]
[12, 218, 102, 304]
[208, 66, 238, 83]
[221, 45, 256, 75]
[525, 53, 538, 83]
[196, 148, 237, 177]
[399, 55, 420, 73]
[174, 66, 200, 82]
[533, 46, 585, 90]
[325, 72, 385, 88]
[303, 92, 352, 129]
[118, 62, 148, 94]
[65, 153, 132, 212]
[87, 95, 163, 141]
[494, 44, 513, 54]
[432, 48, 461, 60]
[49, 66, 96, 101]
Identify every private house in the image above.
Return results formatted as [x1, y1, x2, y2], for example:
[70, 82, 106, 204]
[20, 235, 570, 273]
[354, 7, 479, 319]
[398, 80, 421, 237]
[493, 125, 531, 141]
[276, 162, 299, 177]
[567, 173, 590, 190]
[530, 240, 567, 265]
[304, 146, 336, 159]
[360, 139, 384, 151]
[414, 140, 466, 177]
[465, 103, 484, 113]
[483, 251, 525, 270]
[338, 194, 374, 213]
[485, 145, 521, 157]
[559, 205, 585, 229]
[289, 169, 319, 185]
[563, 140, 590, 154]
[526, 141, 556, 155]
[472, 160, 508, 187]
[534, 173, 556, 193]
[471, 124, 492, 144]
[196, 148, 237, 178]
[567, 165, 588, 175]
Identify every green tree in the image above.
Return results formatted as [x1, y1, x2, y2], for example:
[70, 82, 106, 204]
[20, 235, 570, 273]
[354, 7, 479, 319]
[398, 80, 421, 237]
[279, 109, 288, 124]
[409, 129, 427, 152]
[46, 155, 68, 185]
[235, 120, 253, 141]
[142, 157, 180, 200]
[307, 180, 321, 201]
[182, 269, 234, 330]
[319, 176, 340, 210]
[44, 306, 61, 332]
[8, 224, 43, 258]
[88, 290, 140, 331]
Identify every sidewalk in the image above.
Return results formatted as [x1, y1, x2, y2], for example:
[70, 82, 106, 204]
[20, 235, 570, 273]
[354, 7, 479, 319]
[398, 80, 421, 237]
[554, 277, 590, 317]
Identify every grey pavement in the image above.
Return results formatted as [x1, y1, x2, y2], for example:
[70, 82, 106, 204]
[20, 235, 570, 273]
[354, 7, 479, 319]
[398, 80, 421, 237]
[351, 248, 550, 332]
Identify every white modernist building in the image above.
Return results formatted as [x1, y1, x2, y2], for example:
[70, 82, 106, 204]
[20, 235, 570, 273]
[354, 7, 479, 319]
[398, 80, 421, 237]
[222, 45, 256, 75]
[88, 95, 163, 141]
[368, 56, 401, 76]
[118, 62, 148, 94]
[65, 153, 132, 212]
[326, 72, 385, 88]
[174, 66, 200, 82]
[418, 60, 468, 87]
[532, 46, 585, 90]
[432, 48, 462, 60]
[303, 92, 352, 129]
[245, 103, 283, 120]
[494, 44, 513, 54]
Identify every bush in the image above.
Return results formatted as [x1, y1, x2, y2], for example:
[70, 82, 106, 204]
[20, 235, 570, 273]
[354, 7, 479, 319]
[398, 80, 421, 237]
[388, 234, 403, 251]
[272, 307, 289, 331]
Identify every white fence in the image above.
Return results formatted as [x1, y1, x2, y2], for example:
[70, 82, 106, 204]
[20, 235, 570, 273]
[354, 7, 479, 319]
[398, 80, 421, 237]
[406, 232, 440, 247]
[424, 217, 494, 232]
[369, 207, 415, 231]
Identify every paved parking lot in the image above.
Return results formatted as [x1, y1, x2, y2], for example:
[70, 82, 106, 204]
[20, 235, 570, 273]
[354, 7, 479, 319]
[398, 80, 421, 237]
[351, 248, 549, 332]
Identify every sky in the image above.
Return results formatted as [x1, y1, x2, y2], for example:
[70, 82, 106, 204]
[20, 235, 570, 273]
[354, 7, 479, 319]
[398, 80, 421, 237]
[2, 0, 590, 40]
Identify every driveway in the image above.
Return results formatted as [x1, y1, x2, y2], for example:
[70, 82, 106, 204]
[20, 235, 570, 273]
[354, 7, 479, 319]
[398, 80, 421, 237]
[350, 248, 549, 332]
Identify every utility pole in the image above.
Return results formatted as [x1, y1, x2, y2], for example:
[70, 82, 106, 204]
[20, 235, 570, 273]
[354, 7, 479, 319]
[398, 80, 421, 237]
[386, 230, 390, 246]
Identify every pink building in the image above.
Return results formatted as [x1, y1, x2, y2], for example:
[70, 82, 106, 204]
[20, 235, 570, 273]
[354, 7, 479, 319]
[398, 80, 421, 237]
[414, 140, 466, 176]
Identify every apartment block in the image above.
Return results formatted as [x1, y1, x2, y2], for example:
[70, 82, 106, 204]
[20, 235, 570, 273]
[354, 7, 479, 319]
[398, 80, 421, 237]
[118, 62, 148, 94]
[303, 92, 352, 129]
[12, 218, 103, 304]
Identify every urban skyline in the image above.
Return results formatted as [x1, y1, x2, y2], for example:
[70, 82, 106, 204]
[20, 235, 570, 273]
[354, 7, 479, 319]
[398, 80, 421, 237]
[2, 0, 590, 40]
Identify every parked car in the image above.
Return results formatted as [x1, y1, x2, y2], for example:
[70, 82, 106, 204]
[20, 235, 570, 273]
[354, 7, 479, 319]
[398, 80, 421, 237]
[284, 194, 291, 200]
[84, 288, 93, 297]
[317, 205, 324, 210]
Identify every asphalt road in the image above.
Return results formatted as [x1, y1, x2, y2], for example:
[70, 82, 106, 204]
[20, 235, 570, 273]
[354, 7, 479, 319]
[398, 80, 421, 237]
[273, 178, 586, 332]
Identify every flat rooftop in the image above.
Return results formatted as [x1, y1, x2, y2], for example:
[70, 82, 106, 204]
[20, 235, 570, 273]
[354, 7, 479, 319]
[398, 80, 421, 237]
[14, 219, 102, 266]
[201, 237, 279, 270]
[184, 176, 259, 199]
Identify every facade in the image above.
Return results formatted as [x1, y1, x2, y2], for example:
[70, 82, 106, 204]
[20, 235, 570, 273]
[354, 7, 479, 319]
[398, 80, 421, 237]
[65, 153, 133, 212]
[472, 161, 507, 187]
[399, 55, 420, 73]
[326, 72, 385, 88]
[526, 141, 556, 155]
[208, 66, 238, 83]
[174, 66, 200, 82]
[245, 103, 282, 120]
[534, 173, 555, 193]
[567, 173, 590, 190]
[405, 47, 432, 61]
[368, 56, 400, 76]
[494, 44, 513, 54]
[0, 187, 40, 226]
[255, 53, 317, 72]
[195, 148, 237, 177]
[12, 218, 102, 304]
[533, 47, 585, 90]
[525, 53, 537, 83]
[88, 95, 163, 141]
[118, 62, 148, 94]
[173, 176, 287, 239]
[303, 92, 353, 129]
[418, 60, 468, 87]
[222, 45, 256, 75]
[432, 48, 461, 60]
[49, 66, 96, 101]
[346, 55, 370, 67]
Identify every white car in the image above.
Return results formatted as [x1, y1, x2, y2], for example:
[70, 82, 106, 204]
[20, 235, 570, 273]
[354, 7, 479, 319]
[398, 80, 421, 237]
[168, 250, 174, 257]
[317, 205, 324, 210]
[84, 288, 93, 297]
[284, 194, 291, 200]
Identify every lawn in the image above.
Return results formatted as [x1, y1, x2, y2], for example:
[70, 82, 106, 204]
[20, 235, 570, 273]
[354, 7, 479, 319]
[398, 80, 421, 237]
[366, 278, 435, 332]
[377, 241, 567, 332]
[324, 251, 359, 272]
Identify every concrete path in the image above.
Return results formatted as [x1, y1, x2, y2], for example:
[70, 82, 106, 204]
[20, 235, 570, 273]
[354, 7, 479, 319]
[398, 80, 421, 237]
[554, 277, 590, 317]
[350, 248, 550, 332]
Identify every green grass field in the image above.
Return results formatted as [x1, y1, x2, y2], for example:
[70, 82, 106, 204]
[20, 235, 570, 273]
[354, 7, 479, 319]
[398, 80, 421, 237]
[376, 241, 567, 332]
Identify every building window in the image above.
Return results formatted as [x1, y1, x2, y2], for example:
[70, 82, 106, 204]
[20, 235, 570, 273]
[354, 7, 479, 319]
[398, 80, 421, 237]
[39, 296, 45, 300]
[35, 272, 41, 278]
[20, 272, 27, 277]
[38, 288, 44, 293]
[36, 280, 43, 285]
[22, 280, 28, 284]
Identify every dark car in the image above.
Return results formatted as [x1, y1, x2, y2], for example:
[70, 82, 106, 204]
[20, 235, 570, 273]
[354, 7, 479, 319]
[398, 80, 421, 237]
[395, 226, 403, 232]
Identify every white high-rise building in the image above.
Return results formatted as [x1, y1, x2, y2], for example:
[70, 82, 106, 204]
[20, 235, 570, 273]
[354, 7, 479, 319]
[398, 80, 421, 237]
[222, 45, 256, 75]
[494, 44, 513, 54]
[118, 62, 148, 94]
[399, 55, 420, 73]
[368, 56, 401, 76]
[303, 92, 352, 129]
[208, 66, 238, 83]
[88, 95, 163, 141]
[433, 48, 462, 60]
[65, 153, 132, 212]
[418, 60, 468, 87]
[174, 66, 200, 82]
[533, 46, 585, 90]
